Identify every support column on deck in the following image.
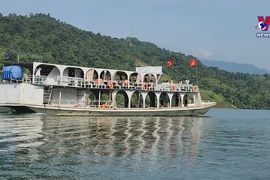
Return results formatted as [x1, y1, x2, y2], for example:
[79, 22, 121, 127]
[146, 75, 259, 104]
[194, 92, 202, 106]
[141, 91, 148, 108]
[125, 90, 133, 108]
[109, 91, 113, 107]
[168, 92, 174, 108]
[155, 92, 161, 108]
[58, 87, 62, 107]
[98, 90, 101, 107]
[179, 93, 184, 107]
[112, 90, 117, 108]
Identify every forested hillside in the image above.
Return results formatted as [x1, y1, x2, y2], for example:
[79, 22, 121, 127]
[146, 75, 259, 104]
[1, 13, 270, 109]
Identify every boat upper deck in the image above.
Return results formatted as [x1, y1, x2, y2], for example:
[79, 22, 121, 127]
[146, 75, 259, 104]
[1, 62, 198, 93]
[18, 75, 197, 92]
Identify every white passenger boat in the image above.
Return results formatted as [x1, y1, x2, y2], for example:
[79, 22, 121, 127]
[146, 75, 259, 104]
[0, 62, 216, 116]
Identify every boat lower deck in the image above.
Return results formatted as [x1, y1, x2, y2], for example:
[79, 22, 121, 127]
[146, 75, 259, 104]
[0, 102, 216, 116]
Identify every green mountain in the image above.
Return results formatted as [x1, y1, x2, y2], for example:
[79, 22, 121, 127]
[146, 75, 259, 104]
[1, 13, 270, 109]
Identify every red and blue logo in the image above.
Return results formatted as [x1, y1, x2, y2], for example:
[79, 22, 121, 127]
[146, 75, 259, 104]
[256, 16, 270, 38]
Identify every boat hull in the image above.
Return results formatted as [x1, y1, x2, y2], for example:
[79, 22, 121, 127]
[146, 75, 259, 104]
[0, 107, 10, 113]
[0, 102, 216, 116]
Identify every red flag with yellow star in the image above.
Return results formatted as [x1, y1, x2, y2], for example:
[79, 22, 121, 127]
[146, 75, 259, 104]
[167, 60, 173, 67]
[189, 59, 197, 67]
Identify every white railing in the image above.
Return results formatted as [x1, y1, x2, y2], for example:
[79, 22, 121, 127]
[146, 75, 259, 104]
[50, 99, 113, 108]
[18, 75, 58, 85]
[8, 75, 197, 92]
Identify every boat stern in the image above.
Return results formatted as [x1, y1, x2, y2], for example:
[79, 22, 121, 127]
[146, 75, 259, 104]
[0, 83, 44, 112]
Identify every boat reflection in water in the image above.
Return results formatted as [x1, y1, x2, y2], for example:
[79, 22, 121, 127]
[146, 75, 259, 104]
[0, 114, 208, 178]
[39, 116, 205, 159]
[14, 116, 204, 159]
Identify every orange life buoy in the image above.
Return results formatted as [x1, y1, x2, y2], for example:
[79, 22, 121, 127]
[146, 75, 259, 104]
[124, 80, 129, 87]
[142, 83, 148, 90]
[108, 81, 113, 89]
[171, 84, 176, 91]
[193, 86, 198, 92]
[99, 104, 107, 108]
[97, 78, 102, 84]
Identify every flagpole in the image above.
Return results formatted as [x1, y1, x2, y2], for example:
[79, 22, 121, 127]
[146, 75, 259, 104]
[195, 64, 198, 85]
[171, 65, 173, 82]
[167, 60, 174, 82]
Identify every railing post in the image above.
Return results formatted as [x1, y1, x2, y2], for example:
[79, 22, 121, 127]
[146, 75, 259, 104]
[60, 75, 62, 86]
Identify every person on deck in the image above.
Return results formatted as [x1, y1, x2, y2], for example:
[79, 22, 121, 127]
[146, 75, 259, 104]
[22, 73, 28, 82]
[35, 67, 42, 83]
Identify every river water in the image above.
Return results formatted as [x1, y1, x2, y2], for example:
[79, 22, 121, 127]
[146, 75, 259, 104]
[0, 109, 269, 180]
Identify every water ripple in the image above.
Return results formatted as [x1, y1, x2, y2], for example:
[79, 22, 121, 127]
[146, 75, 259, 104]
[0, 109, 270, 179]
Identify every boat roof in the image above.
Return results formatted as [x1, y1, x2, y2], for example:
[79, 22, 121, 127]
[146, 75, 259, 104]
[3, 61, 163, 75]
[4, 62, 34, 69]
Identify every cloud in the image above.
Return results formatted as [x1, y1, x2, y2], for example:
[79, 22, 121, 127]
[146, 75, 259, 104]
[188, 45, 214, 59]
[198, 49, 213, 59]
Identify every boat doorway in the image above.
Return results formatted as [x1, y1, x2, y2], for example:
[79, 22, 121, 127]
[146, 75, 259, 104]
[183, 94, 188, 107]
[183, 94, 194, 107]
[130, 91, 143, 108]
[115, 90, 129, 108]
[160, 92, 170, 107]
[88, 90, 112, 108]
[145, 91, 157, 108]
[172, 93, 181, 107]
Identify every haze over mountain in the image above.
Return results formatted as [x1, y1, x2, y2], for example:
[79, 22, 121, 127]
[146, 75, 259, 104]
[200, 59, 270, 75]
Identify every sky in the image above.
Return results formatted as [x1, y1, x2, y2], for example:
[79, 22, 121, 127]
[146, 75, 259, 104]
[1, 0, 270, 70]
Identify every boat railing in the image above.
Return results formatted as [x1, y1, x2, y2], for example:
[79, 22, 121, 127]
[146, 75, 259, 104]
[50, 99, 85, 105]
[19, 75, 58, 85]
[57, 76, 84, 87]
[50, 99, 113, 108]
[8, 75, 197, 92]
[89, 100, 113, 108]
[50, 99, 87, 106]
[54, 75, 196, 92]
[155, 84, 194, 92]
[201, 100, 214, 104]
